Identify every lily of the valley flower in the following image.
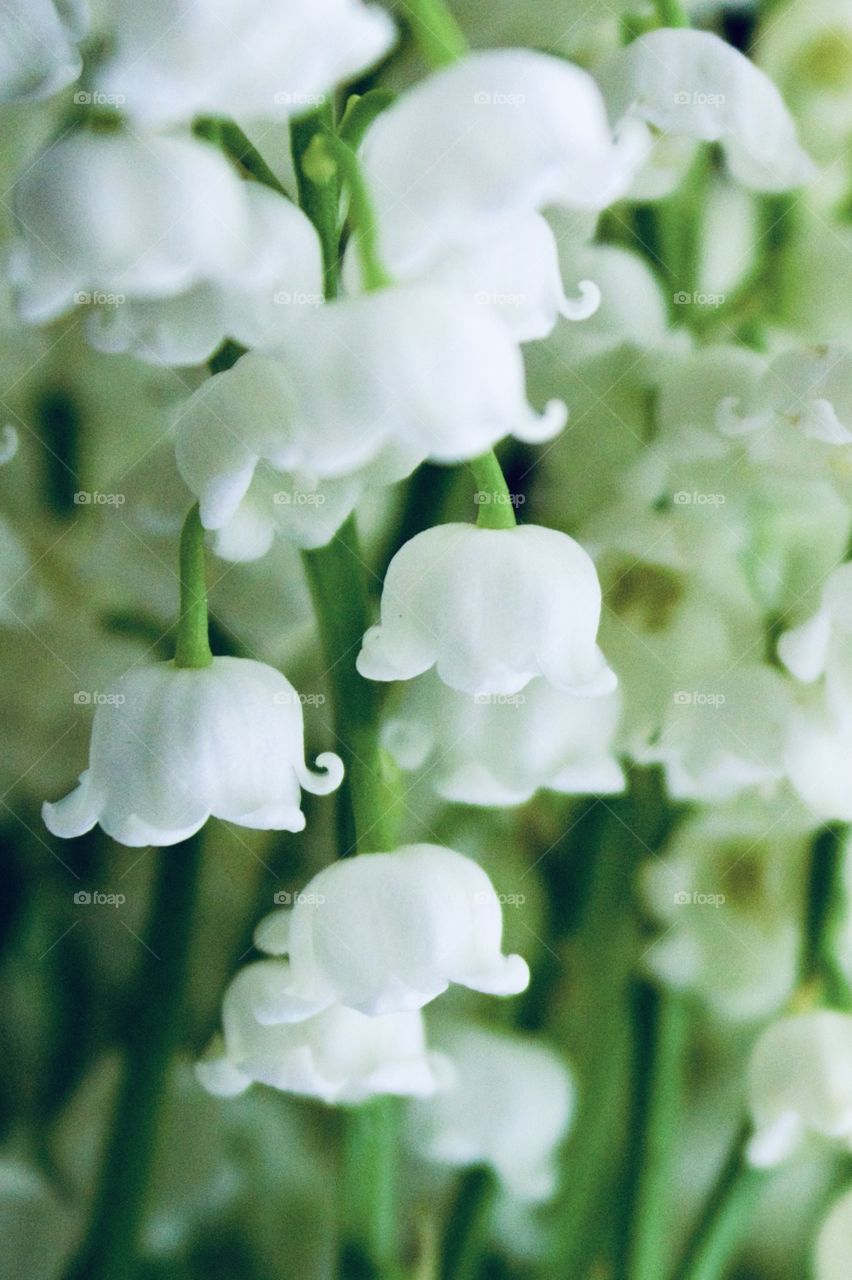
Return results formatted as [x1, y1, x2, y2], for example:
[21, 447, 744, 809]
[599, 29, 815, 194]
[94, 0, 395, 126]
[381, 670, 624, 806]
[249, 844, 530, 1021]
[780, 561, 852, 691]
[176, 288, 565, 551]
[717, 345, 852, 494]
[358, 49, 648, 276]
[195, 961, 447, 1104]
[343, 211, 600, 343]
[357, 523, 615, 696]
[10, 130, 324, 365]
[0, 0, 86, 104]
[641, 799, 810, 1021]
[815, 1186, 852, 1280]
[42, 657, 343, 846]
[747, 1011, 852, 1167]
[407, 1023, 574, 1202]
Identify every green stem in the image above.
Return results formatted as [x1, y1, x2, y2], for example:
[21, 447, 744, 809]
[653, 0, 689, 26]
[401, 0, 468, 66]
[64, 837, 204, 1280]
[469, 452, 517, 530]
[290, 103, 341, 298]
[338, 89, 396, 150]
[804, 823, 852, 1009]
[441, 1167, 499, 1280]
[672, 1125, 766, 1280]
[341, 1098, 403, 1276]
[301, 519, 399, 856]
[174, 504, 213, 669]
[620, 986, 689, 1280]
[320, 131, 392, 291]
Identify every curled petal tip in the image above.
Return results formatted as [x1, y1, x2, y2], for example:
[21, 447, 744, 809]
[560, 278, 601, 322]
[300, 750, 345, 796]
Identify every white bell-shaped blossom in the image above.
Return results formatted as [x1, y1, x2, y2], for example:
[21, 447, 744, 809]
[42, 656, 343, 847]
[636, 664, 793, 803]
[747, 1011, 852, 1167]
[0, 0, 85, 104]
[641, 800, 810, 1021]
[9, 129, 325, 365]
[780, 562, 852, 706]
[174, 345, 427, 552]
[358, 49, 648, 276]
[176, 287, 564, 533]
[249, 844, 530, 1020]
[381, 671, 624, 806]
[344, 211, 599, 343]
[196, 960, 447, 1104]
[407, 1023, 574, 1202]
[94, 0, 395, 126]
[357, 523, 615, 697]
[87, 183, 325, 366]
[815, 1186, 852, 1280]
[717, 345, 852, 492]
[783, 690, 852, 822]
[599, 29, 814, 194]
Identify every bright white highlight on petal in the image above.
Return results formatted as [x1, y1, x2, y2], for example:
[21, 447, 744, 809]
[357, 523, 615, 696]
[42, 657, 342, 847]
